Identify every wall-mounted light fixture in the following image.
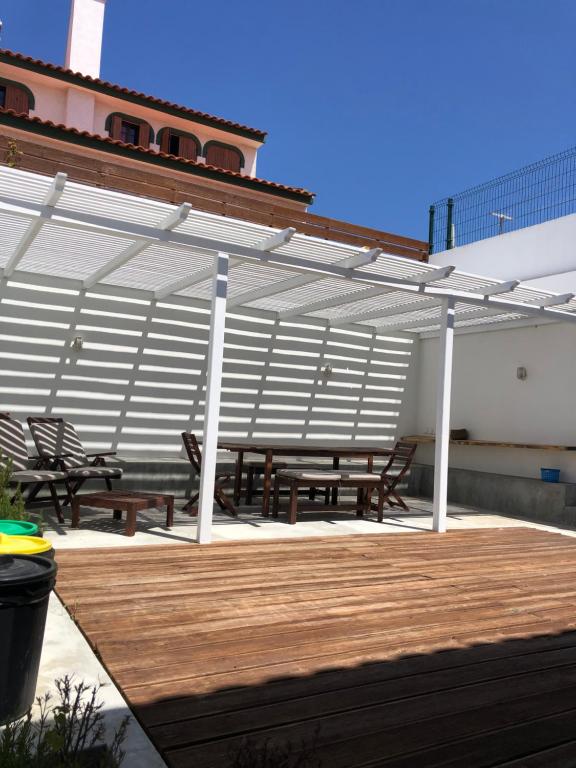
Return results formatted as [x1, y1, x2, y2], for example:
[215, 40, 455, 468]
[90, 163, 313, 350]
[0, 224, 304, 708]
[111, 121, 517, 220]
[322, 364, 333, 376]
[71, 336, 84, 351]
[516, 366, 527, 381]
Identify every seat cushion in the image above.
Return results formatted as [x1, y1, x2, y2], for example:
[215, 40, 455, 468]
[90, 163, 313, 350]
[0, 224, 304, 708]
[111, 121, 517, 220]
[338, 471, 382, 481]
[66, 466, 122, 479]
[28, 420, 88, 469]
[276, 469, 341, 482]
[11, 470, 67, 483]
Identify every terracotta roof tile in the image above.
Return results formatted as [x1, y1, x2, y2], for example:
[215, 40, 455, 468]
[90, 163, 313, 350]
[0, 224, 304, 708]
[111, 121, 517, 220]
[0, 48, 267, 142]
[0, 108, 315, 203]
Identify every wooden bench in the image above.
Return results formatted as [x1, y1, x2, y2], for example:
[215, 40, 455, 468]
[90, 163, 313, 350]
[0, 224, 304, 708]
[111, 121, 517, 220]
[71, 491, 174, 536]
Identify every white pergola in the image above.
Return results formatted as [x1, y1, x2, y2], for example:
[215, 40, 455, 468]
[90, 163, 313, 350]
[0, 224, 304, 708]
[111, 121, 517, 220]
[2, 166, 576, 542]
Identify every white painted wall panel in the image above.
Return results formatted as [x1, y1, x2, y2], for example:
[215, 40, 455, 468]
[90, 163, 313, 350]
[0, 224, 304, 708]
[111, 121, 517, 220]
[415, 322, 576, 481]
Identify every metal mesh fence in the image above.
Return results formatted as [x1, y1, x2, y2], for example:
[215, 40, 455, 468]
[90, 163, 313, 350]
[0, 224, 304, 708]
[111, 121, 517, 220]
[429, 146, 576, 254]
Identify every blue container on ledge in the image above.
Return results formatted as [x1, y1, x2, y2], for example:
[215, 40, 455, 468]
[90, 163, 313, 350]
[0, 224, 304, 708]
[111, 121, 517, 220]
[541, 468, 560, 483]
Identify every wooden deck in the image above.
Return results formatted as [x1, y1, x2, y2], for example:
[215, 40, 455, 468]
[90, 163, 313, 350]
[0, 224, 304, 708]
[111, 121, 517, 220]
[56, 528, 576, 767]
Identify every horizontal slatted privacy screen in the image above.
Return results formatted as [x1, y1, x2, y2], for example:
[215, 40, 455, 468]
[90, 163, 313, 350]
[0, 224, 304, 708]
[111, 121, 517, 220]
[0, 275, 415, 456]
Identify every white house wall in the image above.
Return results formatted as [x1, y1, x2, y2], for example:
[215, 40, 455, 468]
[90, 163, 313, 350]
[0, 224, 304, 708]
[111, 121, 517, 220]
[431, 212, 576, 289]
[414, 321, 576, 482]
[0, 273, 418, 457]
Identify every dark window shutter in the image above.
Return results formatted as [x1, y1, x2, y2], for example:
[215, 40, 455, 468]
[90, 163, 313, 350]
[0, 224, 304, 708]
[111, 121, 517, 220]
[160, 129, 171, 154]
[5, 86, 30, 115]
[205, 144, 242, 173]
[109, 115, 122, 140]
[179, 135, 198, 161]
[138, 123, 151, 149]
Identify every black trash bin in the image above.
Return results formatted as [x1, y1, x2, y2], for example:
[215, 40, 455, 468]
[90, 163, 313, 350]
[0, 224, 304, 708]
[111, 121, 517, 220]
[0, 554, 57, 725]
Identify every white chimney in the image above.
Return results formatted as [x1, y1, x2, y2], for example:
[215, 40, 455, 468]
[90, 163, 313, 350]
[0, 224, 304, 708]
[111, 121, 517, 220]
[65, 0, 107, 78]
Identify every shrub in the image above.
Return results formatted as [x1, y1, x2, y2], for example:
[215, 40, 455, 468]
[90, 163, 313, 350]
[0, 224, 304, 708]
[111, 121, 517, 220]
[0, 457, 27, 521]
[0, 676, 129, 767]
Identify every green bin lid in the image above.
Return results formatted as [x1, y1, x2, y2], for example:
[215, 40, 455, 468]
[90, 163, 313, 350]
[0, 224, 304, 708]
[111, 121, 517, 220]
[0, 520, 39, 537]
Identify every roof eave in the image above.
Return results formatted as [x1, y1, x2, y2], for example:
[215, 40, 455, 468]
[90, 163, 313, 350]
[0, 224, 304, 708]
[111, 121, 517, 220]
[0, 110, 315, 205]
[0, 49, 267, 143]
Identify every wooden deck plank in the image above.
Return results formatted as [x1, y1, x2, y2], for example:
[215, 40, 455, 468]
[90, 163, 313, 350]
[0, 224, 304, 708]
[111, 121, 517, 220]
[55, 528, 576, 767]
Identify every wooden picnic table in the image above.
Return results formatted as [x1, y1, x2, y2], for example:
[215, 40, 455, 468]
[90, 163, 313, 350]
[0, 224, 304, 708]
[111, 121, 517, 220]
[218, 441, 395, 517]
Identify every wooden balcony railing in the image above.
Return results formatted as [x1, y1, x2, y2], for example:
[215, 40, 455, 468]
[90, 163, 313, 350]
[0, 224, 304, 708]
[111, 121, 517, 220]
[0, 132, 429, 261]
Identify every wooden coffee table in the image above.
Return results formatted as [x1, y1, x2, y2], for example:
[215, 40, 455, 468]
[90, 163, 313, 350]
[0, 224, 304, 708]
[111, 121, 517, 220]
[71, 491, 174, 536]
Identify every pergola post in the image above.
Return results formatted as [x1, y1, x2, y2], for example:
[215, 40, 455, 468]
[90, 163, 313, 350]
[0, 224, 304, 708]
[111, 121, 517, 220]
[196, 252, 229, 544]
[432, 297, 455, 533]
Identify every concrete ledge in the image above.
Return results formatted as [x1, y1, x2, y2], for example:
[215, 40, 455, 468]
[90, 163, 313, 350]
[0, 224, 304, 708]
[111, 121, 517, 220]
[408, 463, 576, 525]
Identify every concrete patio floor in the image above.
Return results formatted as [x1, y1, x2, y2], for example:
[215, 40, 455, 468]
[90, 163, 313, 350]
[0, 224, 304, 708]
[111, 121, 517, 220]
[35, 497, 576, 768]
[40, 494, 576, 549]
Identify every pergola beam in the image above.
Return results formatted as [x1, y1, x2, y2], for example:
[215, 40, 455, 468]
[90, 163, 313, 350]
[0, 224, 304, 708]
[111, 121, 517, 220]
[227, 247, 382, 309]
[155, 227, 295, 300]
[330, 297, 442, 327]
[2, 189, 576, 328]
[412, 265, 455, 284]
[538, 292, 574, 307]
[483, 280, 519, 297]
[83, 202, 191, 289]
[375, 305, 523, 333]
[278, 285, 390, 320]
[4, 172, 67, 277]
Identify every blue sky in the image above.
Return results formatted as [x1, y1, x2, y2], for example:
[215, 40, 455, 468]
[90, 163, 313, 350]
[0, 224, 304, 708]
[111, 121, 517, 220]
[1, 0, 575, 240]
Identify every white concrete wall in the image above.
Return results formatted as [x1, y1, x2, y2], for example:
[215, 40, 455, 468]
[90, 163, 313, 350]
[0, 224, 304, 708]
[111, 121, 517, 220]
[414, 321, 576, 482]
[432, 213, 576, 291]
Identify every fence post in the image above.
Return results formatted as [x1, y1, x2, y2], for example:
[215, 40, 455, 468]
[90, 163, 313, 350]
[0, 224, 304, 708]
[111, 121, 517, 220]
[428, 205, 435, 255]
[446, 197, 454, 250]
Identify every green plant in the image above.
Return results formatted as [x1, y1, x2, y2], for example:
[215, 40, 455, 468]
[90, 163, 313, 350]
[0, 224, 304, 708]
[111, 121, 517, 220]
[0, 676, 130, 767]
[5, 138, 23, 168]
[0, 457, 28, 521]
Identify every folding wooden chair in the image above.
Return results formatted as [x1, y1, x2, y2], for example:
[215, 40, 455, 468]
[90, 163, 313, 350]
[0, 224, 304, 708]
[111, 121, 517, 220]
[181, 432, 238, 517]
[27, 417, 122, 497]
[372, 441, 418, 512]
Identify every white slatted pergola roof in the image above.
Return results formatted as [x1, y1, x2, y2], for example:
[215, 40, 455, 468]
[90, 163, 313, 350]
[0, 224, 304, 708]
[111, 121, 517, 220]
[1, 166, 574, 542]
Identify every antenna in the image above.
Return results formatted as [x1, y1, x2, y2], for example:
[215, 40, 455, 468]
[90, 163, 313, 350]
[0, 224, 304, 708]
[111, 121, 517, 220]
[490, 211, 513, 235]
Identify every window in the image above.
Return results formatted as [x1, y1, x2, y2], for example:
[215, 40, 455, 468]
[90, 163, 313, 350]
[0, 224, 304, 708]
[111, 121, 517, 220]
[106, 113, 152, 148]
[158, 128, 200, 161]
[204, 142, 244, 173]
[168, 133, 180, 155]
[0, 79, 34, 115]
[120, 121, 139, 145]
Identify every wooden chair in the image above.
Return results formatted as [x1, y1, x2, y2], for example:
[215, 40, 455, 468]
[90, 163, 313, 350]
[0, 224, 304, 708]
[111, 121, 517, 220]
[243, 459, 287, 505]
[27, 417, 122, 498]
[181, 432, 238, 517]
[0, 413, 72, 523]
[272, 441, 417, 525]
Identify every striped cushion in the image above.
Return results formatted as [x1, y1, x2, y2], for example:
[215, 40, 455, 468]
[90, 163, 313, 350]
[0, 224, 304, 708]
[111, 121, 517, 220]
[0, 417, 29, 472]
[29, 420, 88, 468]
[10, 469, 67, 483]
[66, 467, 122, 479]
